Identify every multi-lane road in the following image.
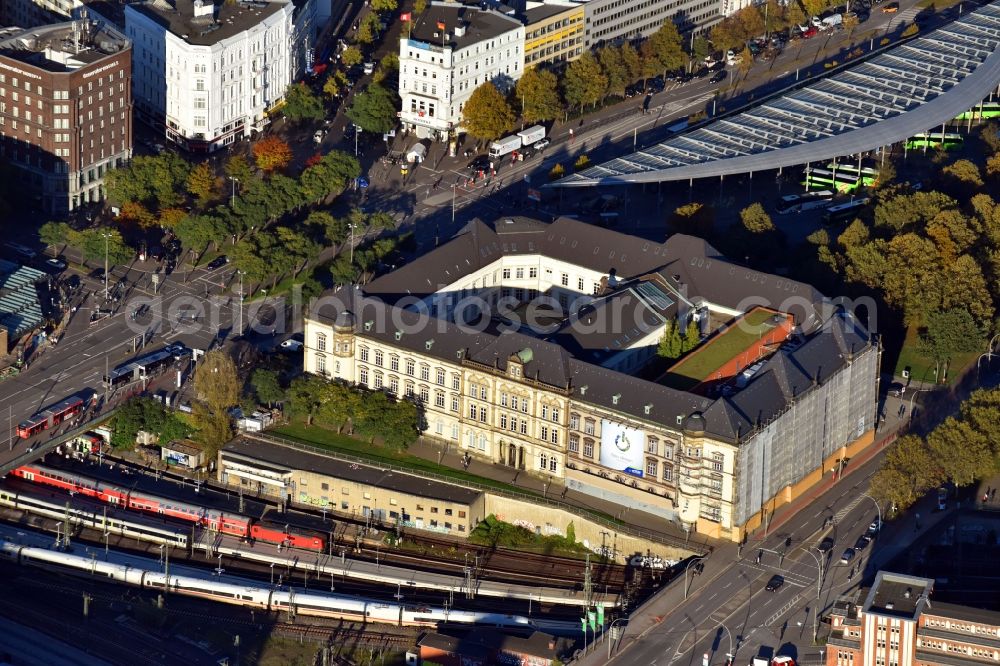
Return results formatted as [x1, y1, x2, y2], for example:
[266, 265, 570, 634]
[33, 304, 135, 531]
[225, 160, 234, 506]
[587, 442, 959, 666]
[0, 257, 278, 463]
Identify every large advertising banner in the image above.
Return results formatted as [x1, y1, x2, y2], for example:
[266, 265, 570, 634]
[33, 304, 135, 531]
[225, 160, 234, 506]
[600, 421, 646, 477]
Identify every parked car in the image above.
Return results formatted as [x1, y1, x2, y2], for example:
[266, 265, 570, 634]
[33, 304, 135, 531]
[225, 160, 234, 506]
[840, 548, 856, 564]
[888, 381, 906, 397]
[882, 2, 898, 11]
[166, 343, 192, 360]
[280, 339, 303, 352]
[44, 258, 67, 273]
[207, 255, 229, 270]
[363, 61, 375, 75]
[533, 138, 551, 151]
[313, 129, 325, 144]
[467, 155, 491, 172]
[854, 534, 871, 551]
[710, 69, 728, 84]
[817, 536, 835, 553]
[868, 518, 882, 535]
[765, 574, 785, 591]
[802, 26, 818, 38]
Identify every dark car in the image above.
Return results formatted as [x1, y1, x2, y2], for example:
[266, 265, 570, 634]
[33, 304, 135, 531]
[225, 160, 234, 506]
[467, 155, 491, 172]
[207, 255, 229, 270]
[765, 574, 785, 591]
[709, 60, 726, 72]
[817, 536, 835, 553]
[65, 275, 81, 291]
[854, 534, 871, 551]
[710, 69, 728, 84]
[679, 72, 694, 83]
[694, 67, 710, 79]
[840, 548, 856, 564]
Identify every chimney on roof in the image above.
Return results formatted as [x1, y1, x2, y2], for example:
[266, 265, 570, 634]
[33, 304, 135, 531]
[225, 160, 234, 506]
[548, 639, 556, 650]
[192, 0, 215, 19]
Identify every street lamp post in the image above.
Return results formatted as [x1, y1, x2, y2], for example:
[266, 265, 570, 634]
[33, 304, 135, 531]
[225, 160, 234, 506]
[606, 618, 629, 659]
[237, 270, 245, 336]
[101, 231, 111, 301]
[684, 556, 707, 599]
[229, 176, 240, 207]
[907, 387, 931, 423]
[802, 549, 824, 644]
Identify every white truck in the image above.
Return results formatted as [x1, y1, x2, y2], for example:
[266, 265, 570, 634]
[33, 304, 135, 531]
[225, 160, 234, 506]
[488, 135, 522, 158]
[822, 13, 843, 27]
[517, 125, 546, 147]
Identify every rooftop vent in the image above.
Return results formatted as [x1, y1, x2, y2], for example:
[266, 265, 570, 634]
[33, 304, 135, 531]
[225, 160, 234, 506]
[886, 602, 895, 610]
[580, 385, 588, 395]
[612, 393, 621, 405]
[364, 320, 373, 331]
[904, 588, 912, 599]
[644, 404, 652, 415]
[394, 330, 403, 341]
[425, 339, 434, 350]
[516, 348, 533, 364]
[454, 23, 466, 37]
[192, 0, 214, 18]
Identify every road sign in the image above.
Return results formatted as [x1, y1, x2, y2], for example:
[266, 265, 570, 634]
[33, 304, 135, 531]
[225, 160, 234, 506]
[358, 177, 369, 189]
[703, 653, 709, 666]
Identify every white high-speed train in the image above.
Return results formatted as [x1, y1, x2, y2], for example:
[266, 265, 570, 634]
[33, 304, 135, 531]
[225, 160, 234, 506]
[0, 539, 535, 629]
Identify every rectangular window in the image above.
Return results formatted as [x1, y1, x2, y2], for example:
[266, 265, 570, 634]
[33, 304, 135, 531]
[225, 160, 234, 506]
[406, 359, 415, 376]
[374, 350, 384, 366]
[360, 347, 369, 362]
[479, 407, 487, 423]
[529, 267, 538, 278]
[561, 273, 569, 286]
[420, 366, 430, 381]
[451, 396, 459, 412]
[359, 367, 369, 385]
[516, 268, 524, 279]
[452, 375, 460, 390]
[583, 439, 594, 458]
[390, 356, 399, 371]
[436, 369, 445, 385]
[502, 268, 511, 279]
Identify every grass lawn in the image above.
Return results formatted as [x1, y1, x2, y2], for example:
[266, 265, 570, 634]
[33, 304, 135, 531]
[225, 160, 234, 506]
[892, 325, 979, 385]
[272, 422, 540, 497]
[663, 309, 779, 391]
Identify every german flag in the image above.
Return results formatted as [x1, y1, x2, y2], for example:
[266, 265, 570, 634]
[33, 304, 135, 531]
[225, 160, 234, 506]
[436, 20, 446, 30]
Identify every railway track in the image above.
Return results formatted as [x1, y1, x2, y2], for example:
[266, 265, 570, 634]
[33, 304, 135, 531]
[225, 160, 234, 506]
[40, 455, 638, 590]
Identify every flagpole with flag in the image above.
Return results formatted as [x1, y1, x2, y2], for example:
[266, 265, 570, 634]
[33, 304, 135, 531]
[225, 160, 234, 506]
[437, 19, 446, 50]
[400, 11, 412, 38]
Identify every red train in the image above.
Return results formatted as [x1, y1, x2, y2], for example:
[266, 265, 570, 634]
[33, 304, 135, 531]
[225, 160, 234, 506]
[16, 397, 85, 439]
[10, 464, 324, 552]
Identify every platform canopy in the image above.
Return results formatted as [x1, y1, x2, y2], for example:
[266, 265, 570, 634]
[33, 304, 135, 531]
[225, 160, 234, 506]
[554, 1, 1000, 187]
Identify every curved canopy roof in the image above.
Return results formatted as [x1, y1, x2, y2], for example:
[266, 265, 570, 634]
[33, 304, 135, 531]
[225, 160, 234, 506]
[555, 1, 1000, 187]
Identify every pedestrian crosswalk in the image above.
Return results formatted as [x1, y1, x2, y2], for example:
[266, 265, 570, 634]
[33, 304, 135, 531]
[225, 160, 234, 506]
[889, 5, 921, 26]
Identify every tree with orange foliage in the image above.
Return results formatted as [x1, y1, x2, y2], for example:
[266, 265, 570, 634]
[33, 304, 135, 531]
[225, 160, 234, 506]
[119, 201, 156, 227]
[159, 207, 188, 229]
[305, 153, 324, 168]
[252, 136, 293, 173]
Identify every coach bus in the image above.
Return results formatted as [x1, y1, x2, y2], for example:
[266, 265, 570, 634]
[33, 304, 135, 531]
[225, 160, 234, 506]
[17, 396, 85, 439]
[954, 103, 1000, 121]
[822, 198, 870, 225]
[103, 348, 175, 390]
[802, 168, 872, 194]
[905, 132, 964, 150]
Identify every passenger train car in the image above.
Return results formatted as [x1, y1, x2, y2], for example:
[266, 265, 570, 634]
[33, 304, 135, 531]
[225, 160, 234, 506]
[10, 464, 324, 552]
[0, 538, 536, 629]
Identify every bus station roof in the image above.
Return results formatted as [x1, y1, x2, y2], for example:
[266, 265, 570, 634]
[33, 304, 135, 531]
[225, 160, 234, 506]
[554, 1, 1000, 187]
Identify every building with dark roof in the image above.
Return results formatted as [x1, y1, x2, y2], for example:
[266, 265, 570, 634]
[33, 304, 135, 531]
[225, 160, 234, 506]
[125, 0, 323, 151]
[827, 570, 1000, 666]
[522, 0, 583, 66]
[0, 16, 131, 214]
[398, 2, 524, 141]
[304, 216, 879, 541]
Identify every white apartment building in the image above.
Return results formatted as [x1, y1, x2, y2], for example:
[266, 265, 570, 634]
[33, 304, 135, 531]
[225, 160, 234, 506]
[398, 2, 524, 141]
[125, 0, 295, 152]
[578, 0, 721, 47]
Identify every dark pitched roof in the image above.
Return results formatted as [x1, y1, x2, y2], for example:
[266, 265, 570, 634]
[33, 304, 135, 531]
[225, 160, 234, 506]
[129, 0, 286, 47]
[922, 600, 1000, 627]
[407, 4, 522, 49]
[366, 216, 825, 327]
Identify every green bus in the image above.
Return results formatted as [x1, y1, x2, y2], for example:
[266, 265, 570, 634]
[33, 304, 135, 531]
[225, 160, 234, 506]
[822, 198, 870, 225]
[803, 168, 873, 194]
[825, 162, 879, 180]
[905, 132, 964, 150]
[954, 103, 1000, 121]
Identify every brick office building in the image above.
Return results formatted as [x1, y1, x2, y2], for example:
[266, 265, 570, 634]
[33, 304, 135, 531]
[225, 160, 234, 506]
[0, 17, 132, 214]
[827, 571, 1000, 666]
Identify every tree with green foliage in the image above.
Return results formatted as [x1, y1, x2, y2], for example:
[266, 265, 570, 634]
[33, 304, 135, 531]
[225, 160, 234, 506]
[740, 203, 775, 233]
[462, 82, 516, 140]
[620, 42, 642, 85]
[691, 35, 712, 61]
[371, 0, 397, 11]
[282, 82, 326, 122]
[682, 319, 700, 352]
[873, 191, 957, 232]
[919, 308, 985, 363]
[562, 53, 607, 110]
[300, 150, 361, 203]
[285, 375, 332, 423]
[414, 0, 427, 13]
[941, 158, 984, 188]
[110, 397, 190, 450]
[347, 84, 400, 134]
[669, 202, 714, 235]
[341, 46, 363, 67]
[356, 13, 380, 44]
[194, 350, 240, 413]
[175, 214, 226, 258]
[927, 416, 993, 487]
[104, 153, 192, 210]
[869, 434, 943, 511]
[515, 68, 563, 124]
[74, 227, 133, 266]
[250, 369, 285, 407]
[187, 162, 220, 206]
[598, 46, 629, 98]
[39, 221, 71, 248]
[224, 154, 255, 184]
[658, 318, 679, 359]
[276, 226, 322, 279]
[647, 20, 686, 75]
